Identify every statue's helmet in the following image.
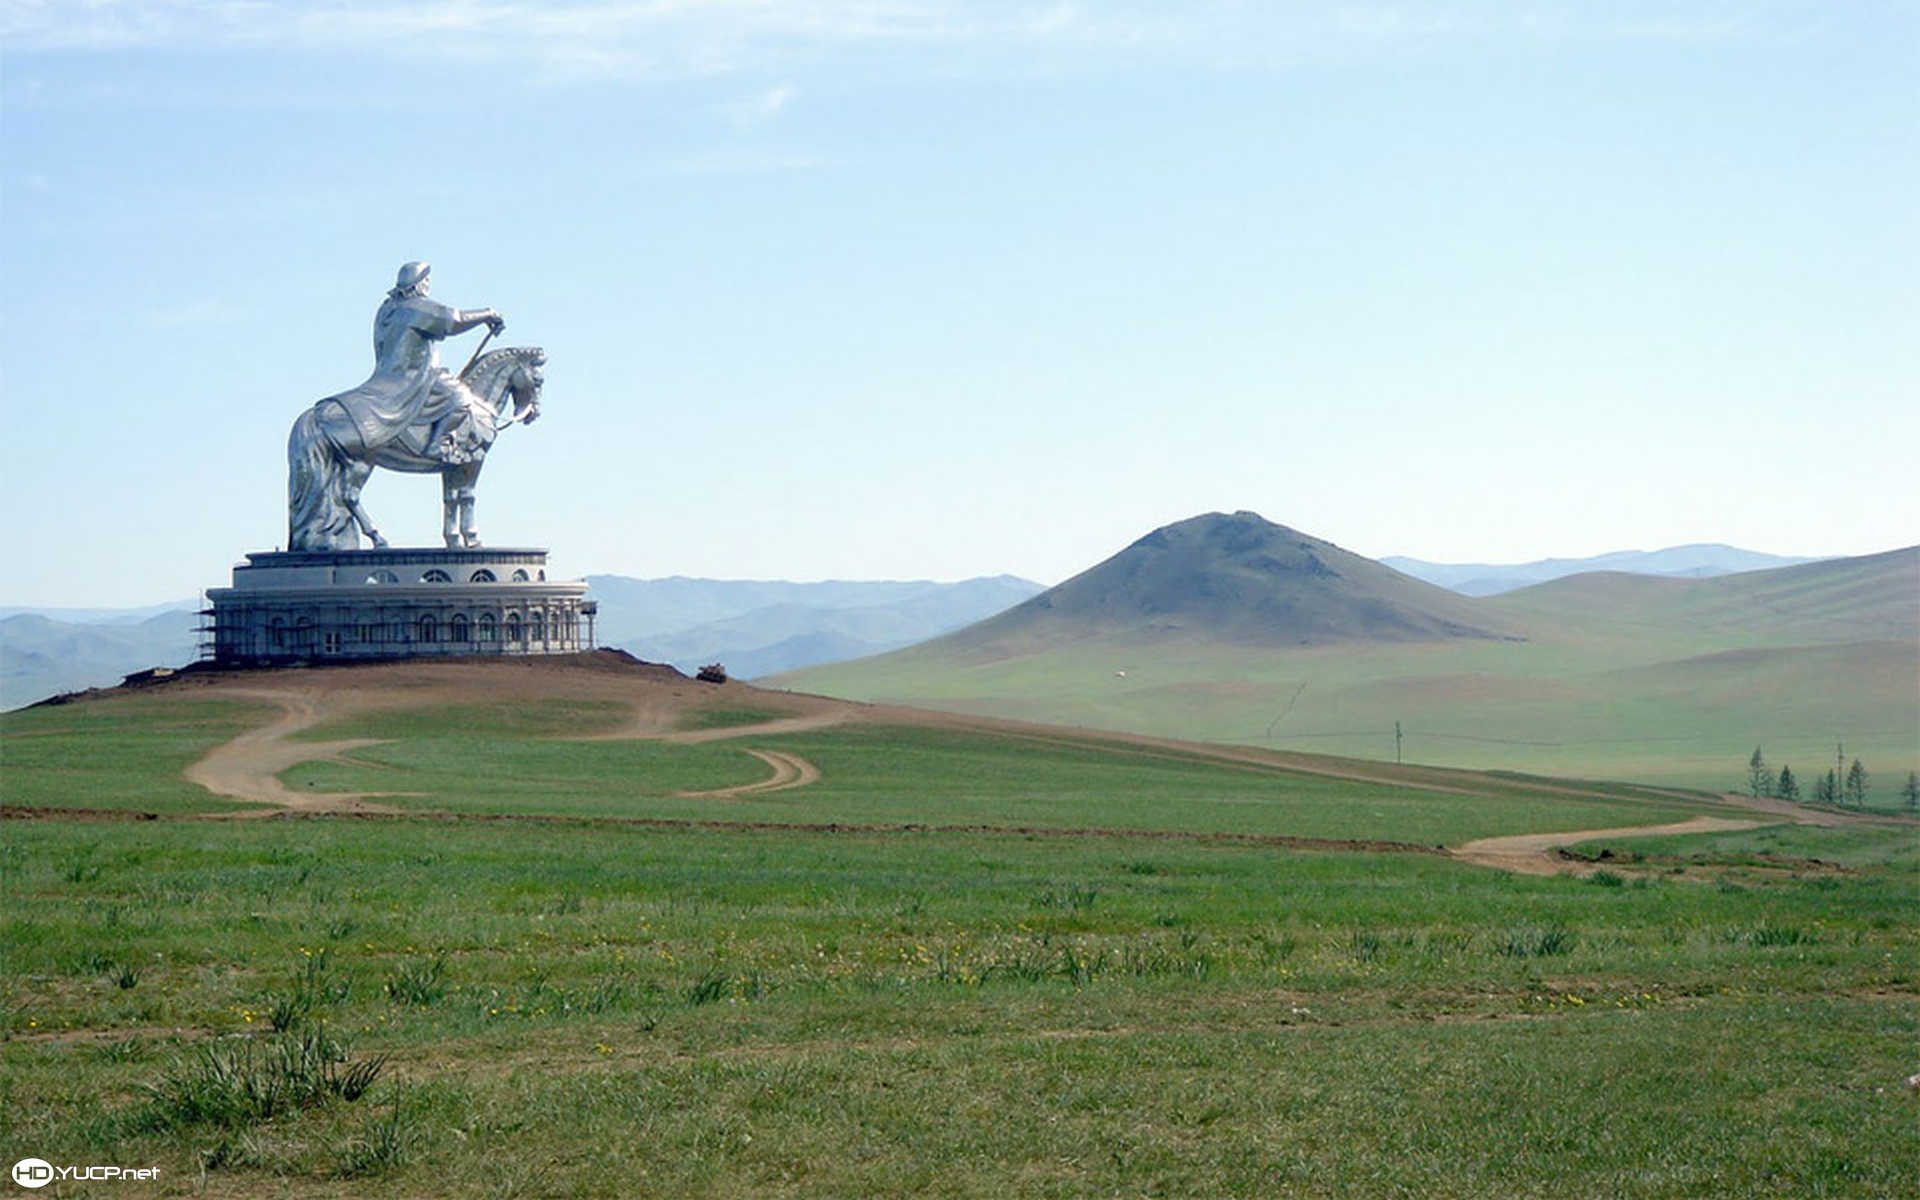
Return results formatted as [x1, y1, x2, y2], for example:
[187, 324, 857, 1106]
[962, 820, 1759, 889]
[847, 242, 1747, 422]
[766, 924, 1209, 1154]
[395, 261, 431, 290]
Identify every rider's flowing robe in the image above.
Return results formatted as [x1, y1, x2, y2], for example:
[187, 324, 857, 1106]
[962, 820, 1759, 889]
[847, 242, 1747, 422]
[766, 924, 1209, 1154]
[314, 294, 460, 456]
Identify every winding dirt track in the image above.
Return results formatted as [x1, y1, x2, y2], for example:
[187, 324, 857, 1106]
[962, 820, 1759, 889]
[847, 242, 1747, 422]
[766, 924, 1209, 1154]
[181, 687, 407, 815]
[173, 672, 830, 814]
[678, 748, 821, 798]
[1450, 816, 1765, 876]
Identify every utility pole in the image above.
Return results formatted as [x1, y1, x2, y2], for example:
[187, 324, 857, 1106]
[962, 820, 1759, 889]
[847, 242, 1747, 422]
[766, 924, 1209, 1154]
[1395, 721, 1403, 764]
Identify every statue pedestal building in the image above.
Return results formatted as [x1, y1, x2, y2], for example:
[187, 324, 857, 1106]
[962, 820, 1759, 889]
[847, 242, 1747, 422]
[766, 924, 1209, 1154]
[205, 547, 593, 666]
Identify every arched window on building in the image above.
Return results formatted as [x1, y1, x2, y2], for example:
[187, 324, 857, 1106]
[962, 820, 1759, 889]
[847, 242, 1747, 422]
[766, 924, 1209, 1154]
[477, 613, 496, 642]
[418, 615, 438, 642]
[365, 570, 399, 584]
[450, 614, 470, 642]
[537, 570, 546, 581]
[470, 569, 497, 583]
[294, 617, 315, 651]
[270, 617, 288, 649]
[530, 611, 546, 643]
[505, 613, 523, 643]
[510, 569, 531, 582]
[422, 569, 452, 583]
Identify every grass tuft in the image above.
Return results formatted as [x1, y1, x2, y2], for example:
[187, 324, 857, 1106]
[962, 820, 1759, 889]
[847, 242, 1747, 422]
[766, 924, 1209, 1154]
[1725, 923, 1815, 947]
[1497, 925, 1577, 958]
[1033, 884, 1101, 912]
[685, 971, 731, 1006]
[334, 1097, 423, 1178]
[140, 1030, 388, 1131]
[1349, 932, 1384, 962]
[384, 955, 447, 1007]
[266, 948, 351, 1030]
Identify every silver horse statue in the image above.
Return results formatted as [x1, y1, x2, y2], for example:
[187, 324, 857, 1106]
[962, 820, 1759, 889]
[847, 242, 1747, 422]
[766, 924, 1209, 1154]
[287, 344, 545, 550]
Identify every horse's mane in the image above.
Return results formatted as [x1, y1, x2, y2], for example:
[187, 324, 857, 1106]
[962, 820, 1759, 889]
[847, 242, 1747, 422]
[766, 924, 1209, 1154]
[462, 346, 546, 401]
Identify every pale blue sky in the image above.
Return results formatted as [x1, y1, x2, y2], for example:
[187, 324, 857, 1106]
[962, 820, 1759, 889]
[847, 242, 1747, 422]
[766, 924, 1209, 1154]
[3, 2, 1915, 607]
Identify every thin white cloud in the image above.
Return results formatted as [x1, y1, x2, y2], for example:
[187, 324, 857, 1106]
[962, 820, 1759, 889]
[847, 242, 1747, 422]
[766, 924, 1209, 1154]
[725, 84, 795, 127]
[0, 1, 1815, 73]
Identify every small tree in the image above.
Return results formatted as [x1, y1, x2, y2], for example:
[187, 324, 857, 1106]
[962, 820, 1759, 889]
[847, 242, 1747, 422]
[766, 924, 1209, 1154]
[1844, 759, 1869, 808]
[1901, 771, 1920, 812]
[1812, 769, 1840, 807]
[1775, 764, 1799, 802]
[1747, 746, 1772, 798]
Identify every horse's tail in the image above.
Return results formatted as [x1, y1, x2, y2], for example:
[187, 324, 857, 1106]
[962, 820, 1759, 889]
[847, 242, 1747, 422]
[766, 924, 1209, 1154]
[287, 407, 355, 550]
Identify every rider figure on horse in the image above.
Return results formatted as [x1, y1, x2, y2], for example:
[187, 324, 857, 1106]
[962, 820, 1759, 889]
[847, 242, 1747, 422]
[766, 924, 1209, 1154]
[288, 263, 544, 553]
[327, 262, 506, 464]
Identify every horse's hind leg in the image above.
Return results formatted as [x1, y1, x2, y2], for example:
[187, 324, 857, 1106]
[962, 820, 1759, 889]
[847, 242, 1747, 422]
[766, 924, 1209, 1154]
[342, 461, 388, 548]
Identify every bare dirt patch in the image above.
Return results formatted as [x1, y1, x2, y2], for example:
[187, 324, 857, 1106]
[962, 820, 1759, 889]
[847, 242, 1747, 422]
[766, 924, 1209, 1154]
[181, 686, 406, 815]
[677, 749, 821, 798]
[1453, 816, 1766, 876]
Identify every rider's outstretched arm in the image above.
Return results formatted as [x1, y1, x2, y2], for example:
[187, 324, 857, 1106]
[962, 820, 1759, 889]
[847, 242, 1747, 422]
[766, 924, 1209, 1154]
[450, 308, 506, 336]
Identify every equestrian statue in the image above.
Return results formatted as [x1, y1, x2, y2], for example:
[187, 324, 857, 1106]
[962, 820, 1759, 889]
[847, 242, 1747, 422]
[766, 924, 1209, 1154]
[287, 261, 545, 551]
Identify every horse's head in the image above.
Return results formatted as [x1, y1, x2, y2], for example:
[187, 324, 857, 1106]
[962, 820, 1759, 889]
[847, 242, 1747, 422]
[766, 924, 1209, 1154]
[506, 349, 546, 424]
[464, 346, 545, 427]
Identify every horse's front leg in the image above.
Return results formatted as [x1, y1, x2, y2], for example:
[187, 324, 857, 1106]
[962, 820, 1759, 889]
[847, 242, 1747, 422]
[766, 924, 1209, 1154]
[342, 462, 388, 548]
[456, 462, 481, 548]
[442, 470, 463, 549]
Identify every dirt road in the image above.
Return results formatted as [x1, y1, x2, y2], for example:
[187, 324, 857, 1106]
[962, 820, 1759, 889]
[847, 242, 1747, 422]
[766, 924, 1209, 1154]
[181, 687, 406, 815]
[177, 674, 827, 814]
[1450, 816, 1764, 876]
[678, 749, 821, 798]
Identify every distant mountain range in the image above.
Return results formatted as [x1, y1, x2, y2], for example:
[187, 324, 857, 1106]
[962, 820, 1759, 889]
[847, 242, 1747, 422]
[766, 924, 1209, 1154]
[585, 574, 1046, 678]
[0, 609, 204, 712]
[0, 575, 1045, 709]
[1381, 545, 1822, 596]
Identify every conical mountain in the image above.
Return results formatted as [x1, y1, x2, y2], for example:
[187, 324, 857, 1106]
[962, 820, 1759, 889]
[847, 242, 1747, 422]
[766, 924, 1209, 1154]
[940, 511, 1519, 654]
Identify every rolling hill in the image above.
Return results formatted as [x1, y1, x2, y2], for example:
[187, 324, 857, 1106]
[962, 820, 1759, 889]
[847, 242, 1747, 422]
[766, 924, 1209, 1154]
[775, 512, 1919, 790]
[1382, 544, 1823, 596]
[938, 511, 1517, 654]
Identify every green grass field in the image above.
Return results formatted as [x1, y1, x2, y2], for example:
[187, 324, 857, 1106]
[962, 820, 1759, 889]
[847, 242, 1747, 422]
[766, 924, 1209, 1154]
[280, 713, 1714, 843]
[781, 632, 1918, 795]
[4, 680, 1917, 1195]
[1, 697, 275, 814]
